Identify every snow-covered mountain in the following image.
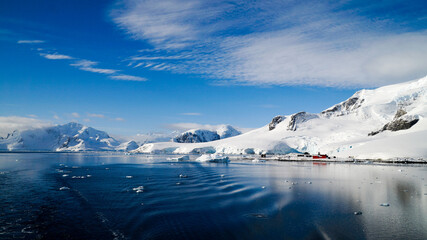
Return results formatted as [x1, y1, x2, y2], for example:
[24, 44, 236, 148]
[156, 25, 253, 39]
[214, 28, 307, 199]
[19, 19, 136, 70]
[0, 122, 123, 152]
[133, 76, 427, 159]
[173, 125, 241, 143]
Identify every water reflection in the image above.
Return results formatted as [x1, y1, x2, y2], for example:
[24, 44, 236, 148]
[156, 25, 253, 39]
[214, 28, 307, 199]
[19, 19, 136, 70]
[0, 153, 426, 239]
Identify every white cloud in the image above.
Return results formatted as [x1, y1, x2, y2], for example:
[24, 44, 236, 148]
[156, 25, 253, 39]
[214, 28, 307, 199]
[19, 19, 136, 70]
[112, 0, 427, 87]
[53, 114, 60, 120]
[114, 117, 125, 121]
[27, 114, 38, 118]
[109, 74, 146, 81]
[71, 60, 118, 74]
[87, 113, 105, 118]
[0, 116, 52, 137]
[41, 53, 73, 60]
[71, 112, 80, 118]
[17, 40, 45, 44]
[111, 0, 212, 49]
[180, 112, 201, 116]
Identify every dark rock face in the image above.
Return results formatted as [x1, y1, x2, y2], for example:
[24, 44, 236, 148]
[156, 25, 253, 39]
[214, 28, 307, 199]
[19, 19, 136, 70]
[394, 109, 407, 119]
[322, 97, 364, 116]
[269, 116, 285, 131]
[287, 112, 307, 131]
[369, 111, 419, 136]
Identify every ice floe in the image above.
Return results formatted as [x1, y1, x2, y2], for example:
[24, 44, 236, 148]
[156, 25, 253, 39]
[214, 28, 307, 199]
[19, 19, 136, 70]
[196, 154, 230, 163]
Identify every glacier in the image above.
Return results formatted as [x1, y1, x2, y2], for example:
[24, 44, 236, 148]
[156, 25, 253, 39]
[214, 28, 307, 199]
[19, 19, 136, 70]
[132, 76, 427, 159]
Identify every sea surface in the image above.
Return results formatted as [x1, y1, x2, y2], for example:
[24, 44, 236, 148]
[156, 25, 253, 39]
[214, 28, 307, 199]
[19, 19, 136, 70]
[0, 153, 426, 240]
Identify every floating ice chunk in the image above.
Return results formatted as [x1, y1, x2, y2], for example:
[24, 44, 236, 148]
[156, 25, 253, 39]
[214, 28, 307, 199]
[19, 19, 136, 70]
[126, 176, 133, 179]
[133, 186, 144, 193]
[252, 159, 266, 163]
[86, 175, 92, 178]
[354, 211, 362, 215]
[167, 155, 190, 161]
[261, 186, 266, 189]
[196, 154, 230, 163]
[62, 174, 69, 177]
[176, 182, 181, 185]
[380, 203, 390, 207]
[220, 174, 225, 178]
[179, 174, 187, 178]
[72, 176, 85, 179]
[398, 169, 403, 172]
[59, 186, 70, 191]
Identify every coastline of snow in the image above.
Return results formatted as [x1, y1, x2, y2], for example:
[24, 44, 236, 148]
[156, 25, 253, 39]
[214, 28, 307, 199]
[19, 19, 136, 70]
[132, 76, 427, 160]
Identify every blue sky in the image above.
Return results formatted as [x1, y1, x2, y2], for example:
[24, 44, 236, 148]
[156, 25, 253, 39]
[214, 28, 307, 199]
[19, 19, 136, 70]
[0, 0, 426, 137]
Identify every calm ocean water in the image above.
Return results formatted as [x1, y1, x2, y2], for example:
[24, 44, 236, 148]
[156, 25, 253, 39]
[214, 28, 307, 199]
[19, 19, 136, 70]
[0, 153, 426, 240]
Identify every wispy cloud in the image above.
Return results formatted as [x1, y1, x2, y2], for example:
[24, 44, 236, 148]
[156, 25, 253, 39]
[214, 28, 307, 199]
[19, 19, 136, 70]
[180, 112, 201, 116]
[40, 53, 73, 60]
[71, 112, 80, 118]
[71, 60, 118, 74]
[113, 0, 427, 87]
[17, 40, 45, 44]
[0, 116, 52, 137]
[109, 74, 146, 81]
[114, 117, 125, 121]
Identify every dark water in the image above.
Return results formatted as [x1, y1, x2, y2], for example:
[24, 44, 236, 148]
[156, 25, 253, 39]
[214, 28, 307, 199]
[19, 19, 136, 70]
[0, 153, 426, 240]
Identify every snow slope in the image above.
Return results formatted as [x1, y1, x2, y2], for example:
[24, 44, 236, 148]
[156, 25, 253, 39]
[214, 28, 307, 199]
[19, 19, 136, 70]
[133, 76, 427, 159]
[0, 122, 122, 151]
[173, 125, 241, 143]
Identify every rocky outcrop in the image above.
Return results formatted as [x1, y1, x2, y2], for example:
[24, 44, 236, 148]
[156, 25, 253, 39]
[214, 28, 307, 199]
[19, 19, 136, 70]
[322, 97, 364, 117]
[287, 112, 318, 131]
[369, 109, 418, 136]
[269, 116, 285, 131]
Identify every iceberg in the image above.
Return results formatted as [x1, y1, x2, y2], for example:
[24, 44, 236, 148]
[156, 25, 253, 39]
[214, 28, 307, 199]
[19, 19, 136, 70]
[196, 154, 230, 163]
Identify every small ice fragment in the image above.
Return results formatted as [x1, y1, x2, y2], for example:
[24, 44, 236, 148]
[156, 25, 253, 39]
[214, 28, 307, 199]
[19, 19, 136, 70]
[398, 169, 403, 172]
[59, 186, 70, 191]
[86, 175, 92, 178]
[252, 159, 266, 163]
[126, 176, 133, 179]
[220, 174, 225, 178]
[59, 164, 65, 167]
[105, 168, 109, 170]
[62, 174, 69, 177]
[308, 181, 312, 184]
[176, 182, 181, 185]
[167, 155, 190, 161]
[354, 211, 362, 215]
[72, 166, 79, 169]
[179, 174, 187, 178]
[261, 186, 266, 189]
[292, 182, 298, 185]
[380, 203, 390, 207]
[132, 186, 144, 192]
